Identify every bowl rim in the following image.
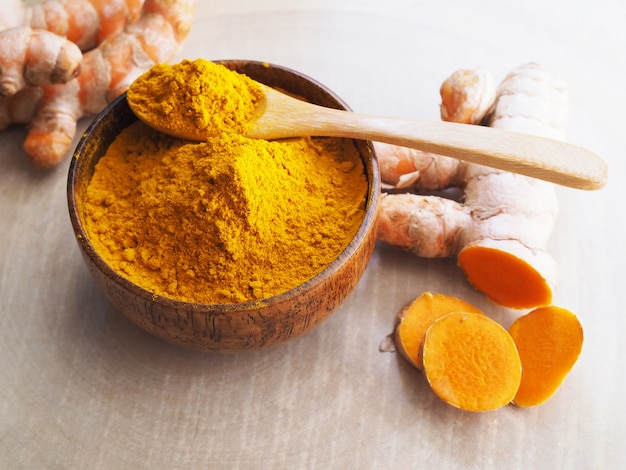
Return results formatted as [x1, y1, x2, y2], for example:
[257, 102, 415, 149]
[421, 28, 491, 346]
[67, 60, 380, 313]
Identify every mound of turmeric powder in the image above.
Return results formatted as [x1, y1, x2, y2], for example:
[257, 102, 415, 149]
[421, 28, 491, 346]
[84, 121, 368, 304]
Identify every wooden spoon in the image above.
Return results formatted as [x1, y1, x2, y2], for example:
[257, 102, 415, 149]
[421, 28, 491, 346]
[130, 83, 608, 191]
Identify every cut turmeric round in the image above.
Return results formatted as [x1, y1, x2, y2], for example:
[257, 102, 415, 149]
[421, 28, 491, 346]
[458, 239, 557, 309]
[422, 312, 522, 412]
[394, 292, 483, 369]
[509, 306, 583, 407]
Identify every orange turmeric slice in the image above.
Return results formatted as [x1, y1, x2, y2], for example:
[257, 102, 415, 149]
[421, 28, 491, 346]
[458, 239, 558, 309]
[422, 312, 522, 412]
[508, 306, 583, 407]
[394, 292, 483, 369]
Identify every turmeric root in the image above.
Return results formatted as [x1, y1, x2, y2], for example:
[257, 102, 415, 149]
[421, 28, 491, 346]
[377, 66, 495, 189]
[0, 0, 25, 31]
[377, 63, 565, 308]
[376, 145, 463, 190]
[0, 86, 43, 129]
[0, 27, 82, 96]
[1, 0, 194, 168]
[457, 64, 565, 308]
[394, 292, 483, 369]
[439, 67, 496, 125]
[11, 0, 145, 51]
[0, 0, 144, 99]
[508, 306, 583, 407]
[421, 312, 522, 412]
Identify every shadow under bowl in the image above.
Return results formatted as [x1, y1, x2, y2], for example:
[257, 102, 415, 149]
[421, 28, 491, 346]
[67, 60, 380, 353]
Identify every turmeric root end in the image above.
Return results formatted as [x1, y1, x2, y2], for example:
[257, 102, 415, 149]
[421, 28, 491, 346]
[24, 130, 73, 169]
[458, 240, 555, 309]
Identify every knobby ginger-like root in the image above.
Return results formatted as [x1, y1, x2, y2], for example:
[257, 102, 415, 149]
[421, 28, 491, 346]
[13, 0, 145, 51]
[0, 0, 26, 30]
[376, 144, 464, 190]
[375, 66, 495, 189]
[16, 0, 194, 168]
[0, 86, 42, 129]
[456, 63, 565, 308]
[377, 63, 566, 308]
[394, 292, 483, 369]
[421, 312, 522, 412]
[488, 64, 569, 140]
[0, 1, 147, 99]
[508, 306, 583, 407]
[0, 27, 83, 96]
[440, 67, 496, 124]
[378, 194, 468, 258]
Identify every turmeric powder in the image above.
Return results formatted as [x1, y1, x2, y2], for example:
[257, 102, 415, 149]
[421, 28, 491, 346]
[127, 58, 265, 139]
[83, 120, 368, 304]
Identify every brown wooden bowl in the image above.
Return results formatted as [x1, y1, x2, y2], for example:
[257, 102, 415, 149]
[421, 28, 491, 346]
[67, 60, 380, 352]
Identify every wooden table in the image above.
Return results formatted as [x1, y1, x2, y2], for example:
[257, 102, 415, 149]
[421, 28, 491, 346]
[2, 1, 624, 468]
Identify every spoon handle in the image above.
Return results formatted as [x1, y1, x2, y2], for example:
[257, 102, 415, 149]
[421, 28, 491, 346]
[252, 98, 608, 190]
[345, 113, 607, 190]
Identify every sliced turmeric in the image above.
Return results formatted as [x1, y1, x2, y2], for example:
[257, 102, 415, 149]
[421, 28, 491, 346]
[394, 292, 483, 369]
[508, 306, 583, 407]
[421, 312, 522, 412]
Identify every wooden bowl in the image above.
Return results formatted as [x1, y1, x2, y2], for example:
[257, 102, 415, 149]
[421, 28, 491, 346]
[67, 60, 380, 352]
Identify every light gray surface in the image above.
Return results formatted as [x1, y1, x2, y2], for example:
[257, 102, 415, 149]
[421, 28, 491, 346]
[1, 1, 625, 468]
